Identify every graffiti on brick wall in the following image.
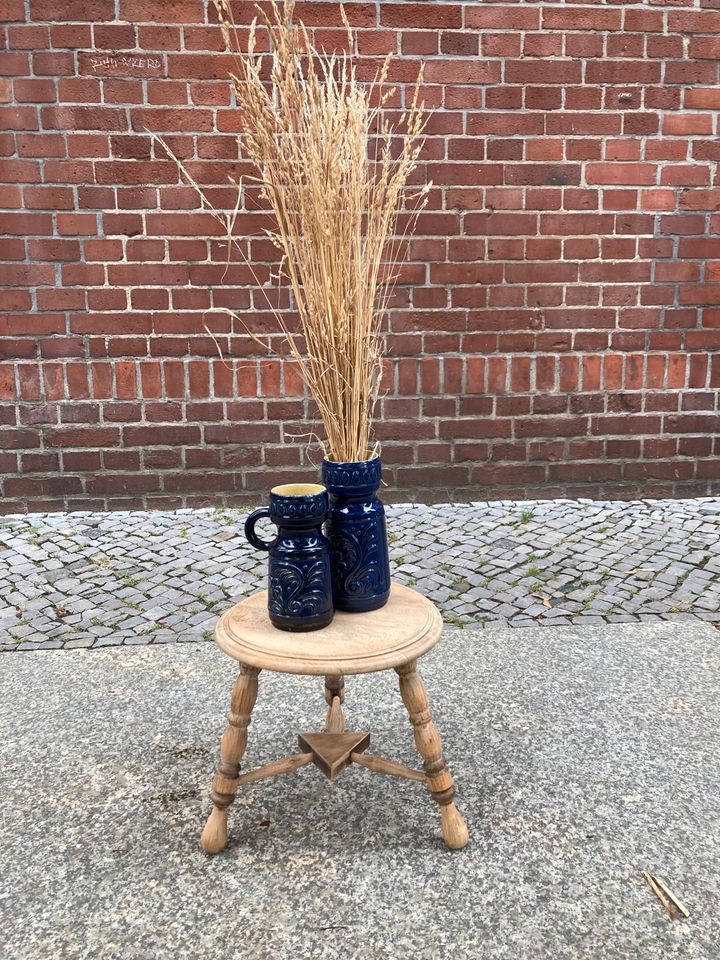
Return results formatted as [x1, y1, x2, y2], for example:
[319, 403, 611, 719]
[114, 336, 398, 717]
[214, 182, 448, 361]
[79, 51, 164, 76]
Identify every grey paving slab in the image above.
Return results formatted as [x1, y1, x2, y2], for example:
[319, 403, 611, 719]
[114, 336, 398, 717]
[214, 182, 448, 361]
[1, 622, 719, 959]
[0, 498, 719, 650]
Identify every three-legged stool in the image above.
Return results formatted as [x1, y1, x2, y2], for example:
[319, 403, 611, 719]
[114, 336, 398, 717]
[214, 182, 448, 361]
[201, 583, 469, 853]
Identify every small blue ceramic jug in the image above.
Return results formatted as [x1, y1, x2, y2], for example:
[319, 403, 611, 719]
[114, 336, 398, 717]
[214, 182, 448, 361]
[244, 483, 334, 632]
[322, 455, 391, 613]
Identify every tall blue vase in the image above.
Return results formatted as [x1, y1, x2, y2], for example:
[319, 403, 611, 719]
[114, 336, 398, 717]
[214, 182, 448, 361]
[244, 483, 334, 632]
[321, 456, 391, 613]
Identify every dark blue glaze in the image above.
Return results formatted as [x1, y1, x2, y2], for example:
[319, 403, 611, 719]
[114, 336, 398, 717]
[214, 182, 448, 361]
[244, 484, 334, 631]
[322, 456, 391, 613]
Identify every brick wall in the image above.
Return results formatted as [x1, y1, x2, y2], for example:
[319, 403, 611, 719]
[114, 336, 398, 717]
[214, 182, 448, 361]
[2, 1, 720, 512]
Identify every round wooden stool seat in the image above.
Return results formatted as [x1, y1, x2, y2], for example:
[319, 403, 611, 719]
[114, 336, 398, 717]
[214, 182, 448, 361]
[214, 582, 443, 675]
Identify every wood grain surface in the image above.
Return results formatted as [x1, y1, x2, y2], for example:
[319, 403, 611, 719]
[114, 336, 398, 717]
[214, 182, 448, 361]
[214, 583, 442, 675]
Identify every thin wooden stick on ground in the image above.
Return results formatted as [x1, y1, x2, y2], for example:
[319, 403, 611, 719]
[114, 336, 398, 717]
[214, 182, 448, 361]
[643, 871, 679, 919]
[653, 875, 690, 918]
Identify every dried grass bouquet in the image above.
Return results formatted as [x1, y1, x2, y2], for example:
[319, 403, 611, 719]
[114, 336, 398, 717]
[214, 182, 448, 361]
[160, 0, 429, 463]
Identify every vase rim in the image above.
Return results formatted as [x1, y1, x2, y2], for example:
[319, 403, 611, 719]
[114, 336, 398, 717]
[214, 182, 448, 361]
[270, 482, 326, 497]
[323, 453, 380, 465]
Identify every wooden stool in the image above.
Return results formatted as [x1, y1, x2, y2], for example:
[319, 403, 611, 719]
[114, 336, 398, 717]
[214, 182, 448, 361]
[201, 583, 469, 853]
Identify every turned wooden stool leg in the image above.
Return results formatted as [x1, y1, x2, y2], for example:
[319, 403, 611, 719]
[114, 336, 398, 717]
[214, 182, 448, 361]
[396, 660, 469, 850]
[201, 664, 260, 854]
[324, 674, 345, 733]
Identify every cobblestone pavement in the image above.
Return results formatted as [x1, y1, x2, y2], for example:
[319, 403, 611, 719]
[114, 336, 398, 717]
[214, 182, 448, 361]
[1, 498, 718, 651]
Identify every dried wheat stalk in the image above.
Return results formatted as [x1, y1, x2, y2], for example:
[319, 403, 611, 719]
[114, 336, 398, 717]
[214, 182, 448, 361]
[158, 0, 429, 463]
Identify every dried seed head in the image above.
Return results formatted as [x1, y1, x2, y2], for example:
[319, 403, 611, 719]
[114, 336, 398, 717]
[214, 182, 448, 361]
[162, 0, 429, 462]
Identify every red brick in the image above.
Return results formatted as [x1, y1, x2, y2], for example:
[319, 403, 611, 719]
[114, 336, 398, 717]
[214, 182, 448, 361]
[465, 6, 539, 30]
[93, 23, 136, 47]
[139, 24, 182, 49]
[685, 89, 720, 111]
[119, 0, 205, 23]
[11, 363, 40, 400]
[667, 59, 716, 89]
[663, 113, 714, 136]
[679, 189, 720, 212]
[586, 164, 657, 186]
[668, 11, 720, 34]
[417, 357, 437, 395]
[0, 365, 16, 400]
[113, 361, 136, 399]
[64, 363, 89, 400]
[163, 360, 185, 398]
[506, 60, 582, 85]
[382, 4, 459, 28]
[586, 61, 661, 85]
[1, 1, 25, 20]
[543, 7, 620, 31]
[45, 426, 121, 448]
[90, 363, 112, 400]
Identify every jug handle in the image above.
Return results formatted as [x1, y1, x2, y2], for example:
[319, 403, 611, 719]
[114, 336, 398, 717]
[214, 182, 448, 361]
[244, 507, 277, 551]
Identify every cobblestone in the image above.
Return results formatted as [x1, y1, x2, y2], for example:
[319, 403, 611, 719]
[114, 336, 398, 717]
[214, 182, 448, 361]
[0, 498, 718, 650]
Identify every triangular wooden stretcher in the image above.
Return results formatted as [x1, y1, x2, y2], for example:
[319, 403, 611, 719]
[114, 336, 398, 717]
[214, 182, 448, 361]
[297, 731, 371, 780]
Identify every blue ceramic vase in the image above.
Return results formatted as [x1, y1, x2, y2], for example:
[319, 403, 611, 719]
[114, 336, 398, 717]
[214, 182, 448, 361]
[322, 456, 391, 613]
[244, 483, 334, 631]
